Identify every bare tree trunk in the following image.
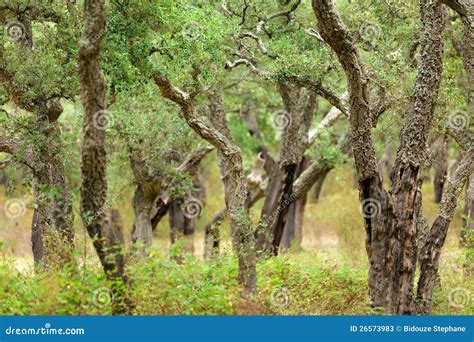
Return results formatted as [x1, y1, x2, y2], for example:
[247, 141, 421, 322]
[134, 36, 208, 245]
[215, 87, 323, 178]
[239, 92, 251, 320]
[131, 184, 156, 253]
[78, 0, 129, 314]
[169, 198, 196, 262]
[312, 169, 330, 202]
[169, 169, 204, 261]
[281, 157, 309, 250]
[433, 137, 448, 203]
[255, 85, 316, 256]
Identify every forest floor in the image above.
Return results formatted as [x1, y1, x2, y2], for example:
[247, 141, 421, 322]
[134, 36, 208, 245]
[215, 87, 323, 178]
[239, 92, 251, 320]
[0, 163, 472, 315]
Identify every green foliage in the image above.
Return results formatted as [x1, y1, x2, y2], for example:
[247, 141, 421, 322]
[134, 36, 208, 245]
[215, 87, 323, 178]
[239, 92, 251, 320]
[2, 249, 470, 315]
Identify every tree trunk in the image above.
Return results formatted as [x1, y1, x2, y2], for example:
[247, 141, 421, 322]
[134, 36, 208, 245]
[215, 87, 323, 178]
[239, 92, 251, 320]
[417, 146, 473, 313]
[131, 184, 156, 254]
[313, 0, 447, 314]
[461, 175, 473, 246]
[281, 157, 309, 250]
[207, 87, 257, 295]
[255, 84, 316, 256]
[433, 137, 448, 203]
[31, 102, 74, 268]
[78, 0, 130, 314]
[312, 169, 329, 202]
[154, 75, 257, 295]
[169, 198, 196, 262]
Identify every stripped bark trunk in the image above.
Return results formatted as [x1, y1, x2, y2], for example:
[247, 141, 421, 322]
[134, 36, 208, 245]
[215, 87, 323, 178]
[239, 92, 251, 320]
[131, 183, 157, 253]
[313, 0, 448, 314]
[129, 147, 160, 255]
[255, 85, 316, 256]
[312, 169, 330, 202]
[169, 198, 195, 262]
[78, 0, 129, 314]
[148, 147, 212, 234]
[169, 169, 204, 261]
[433, 137, 448, 203]
[281, 157, 309, 250]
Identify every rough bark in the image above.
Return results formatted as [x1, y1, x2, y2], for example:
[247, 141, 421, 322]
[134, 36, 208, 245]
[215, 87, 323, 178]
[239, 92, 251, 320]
[78, 0, 129, 314]
[440, 0, 473, 247]
[255, 84, 316, 256]
[417, 146, 473, 313]
[313, 0, 447, 314]
[0, 12, 74, 268]
[129, 147, 161, 255]
[31, 102, 74, 268]
[461, 175, 473, 246]
[154, 76, 256, 295]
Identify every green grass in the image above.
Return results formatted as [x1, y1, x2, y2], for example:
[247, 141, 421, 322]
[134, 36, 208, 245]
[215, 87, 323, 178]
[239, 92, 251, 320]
[0, 250, 471, 315]
[0, 164, 472, 315]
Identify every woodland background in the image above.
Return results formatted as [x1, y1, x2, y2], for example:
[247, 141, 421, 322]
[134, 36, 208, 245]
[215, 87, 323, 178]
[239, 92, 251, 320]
[0, 0, 472, 315]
